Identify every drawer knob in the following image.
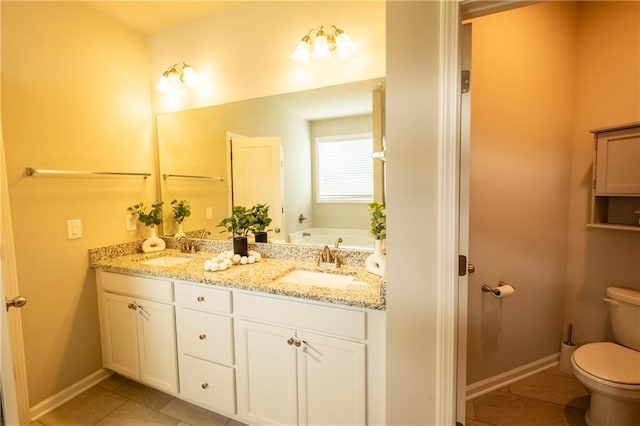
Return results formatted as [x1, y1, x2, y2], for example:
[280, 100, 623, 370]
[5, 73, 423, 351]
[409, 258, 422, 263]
[201, 383, 209, 389]
[197, 296, 205, 302]
[287, 337, 301, 347]
[199, 334, 206, 340]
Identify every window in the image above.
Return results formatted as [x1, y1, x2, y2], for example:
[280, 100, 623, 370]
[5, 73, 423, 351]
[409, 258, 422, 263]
[316, 133, 373, 202]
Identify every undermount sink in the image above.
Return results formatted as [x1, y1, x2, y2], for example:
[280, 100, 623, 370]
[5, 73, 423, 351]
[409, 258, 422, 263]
[140, 255, 193, 267]
[277, 269, 367, 290]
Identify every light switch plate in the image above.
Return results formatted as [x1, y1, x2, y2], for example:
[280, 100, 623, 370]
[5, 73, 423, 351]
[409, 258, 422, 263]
[206, 207, 213, 220]
[66, 219, 82, 240]
[125, 214, 137, 231]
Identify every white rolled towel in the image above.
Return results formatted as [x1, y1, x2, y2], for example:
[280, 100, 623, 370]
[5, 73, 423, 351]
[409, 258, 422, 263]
[365, 253, 386, 277]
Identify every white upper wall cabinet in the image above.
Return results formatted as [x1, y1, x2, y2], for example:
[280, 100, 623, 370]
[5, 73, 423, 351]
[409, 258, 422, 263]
[590, 122, 640, 231]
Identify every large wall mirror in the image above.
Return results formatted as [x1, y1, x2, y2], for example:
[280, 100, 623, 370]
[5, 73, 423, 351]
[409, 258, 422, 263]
[156, 77, 385, 250]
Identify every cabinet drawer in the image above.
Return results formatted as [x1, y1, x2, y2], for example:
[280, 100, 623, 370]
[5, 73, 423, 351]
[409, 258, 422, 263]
[98, 270, 172, 302]
[176, 307, 234, 365]
[178, 354, 236, 415]
[175, 282, 232, 313]
[234, 292, 366, 340]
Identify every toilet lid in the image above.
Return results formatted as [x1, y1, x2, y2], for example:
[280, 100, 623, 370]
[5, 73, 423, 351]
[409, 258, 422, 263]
[573, 342, 640, 385]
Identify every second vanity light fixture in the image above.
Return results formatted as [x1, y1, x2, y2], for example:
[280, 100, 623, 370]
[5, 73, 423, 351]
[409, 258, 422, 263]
[291, 25, 357, 64]
[156, 62, 200, 92]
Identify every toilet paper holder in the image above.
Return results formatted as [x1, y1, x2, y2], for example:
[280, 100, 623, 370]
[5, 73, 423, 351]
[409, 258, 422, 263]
[481, 281, 516, 295]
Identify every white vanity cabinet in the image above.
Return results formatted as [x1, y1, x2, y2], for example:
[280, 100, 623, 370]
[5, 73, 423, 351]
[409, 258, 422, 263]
[590, 122, 640, 230]
[96, 270, 178, 394]
[174, 281, 236, 415]
[234, 292, 379, 426]
[95, 268, 386, 425]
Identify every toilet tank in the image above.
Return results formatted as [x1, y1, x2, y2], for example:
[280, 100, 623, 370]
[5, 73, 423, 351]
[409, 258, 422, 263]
[606, 286, 640, 351]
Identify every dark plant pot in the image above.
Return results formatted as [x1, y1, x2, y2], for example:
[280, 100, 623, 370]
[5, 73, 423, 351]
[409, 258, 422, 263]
[233, 236, 248, 256]
[254, 231, 268, 243]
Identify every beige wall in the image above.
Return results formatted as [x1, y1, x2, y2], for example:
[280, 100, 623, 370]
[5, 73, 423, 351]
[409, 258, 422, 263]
[1, 2, 154, 405]
[147, 1, 386, 114]
[466, 0, 640, 386]
[466, 2, 576, 384]
[310, 114, 372, 230]
[385, 1, 442, 422]
[565, 1, 640, 345]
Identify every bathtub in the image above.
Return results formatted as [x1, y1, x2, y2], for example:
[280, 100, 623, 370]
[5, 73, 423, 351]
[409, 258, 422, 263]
[288, 227, 374, 250]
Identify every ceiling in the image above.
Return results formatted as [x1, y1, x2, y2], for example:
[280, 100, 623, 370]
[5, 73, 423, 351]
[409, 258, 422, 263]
[84, 1, 242, 34]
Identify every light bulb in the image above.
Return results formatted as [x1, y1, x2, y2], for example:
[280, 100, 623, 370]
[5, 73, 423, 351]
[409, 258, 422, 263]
[335, 31, 356, 60]
[291, 36, 312, 64]
[311, 34, 331, 59]
[156, 74, 170, 91]
[182, 64, 199, 88]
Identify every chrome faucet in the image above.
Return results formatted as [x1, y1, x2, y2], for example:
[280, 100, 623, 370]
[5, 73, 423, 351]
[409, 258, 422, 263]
[199, 229, 211, 239]
[318, 245, 341, 267]
[176, 235, 195, 253]
[334, 237, 343, 249]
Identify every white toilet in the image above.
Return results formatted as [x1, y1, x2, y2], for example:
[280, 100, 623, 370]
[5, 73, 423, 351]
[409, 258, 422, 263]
[571, 286, 640, 426]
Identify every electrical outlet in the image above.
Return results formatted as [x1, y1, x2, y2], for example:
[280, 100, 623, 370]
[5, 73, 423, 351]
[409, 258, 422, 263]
[125, 214, 137, 231]
[206, 207, 213, 220]
[66, 219, 83, 240]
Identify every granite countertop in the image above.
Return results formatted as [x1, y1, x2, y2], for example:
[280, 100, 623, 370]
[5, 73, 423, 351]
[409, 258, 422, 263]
[91, 248, 386, 310]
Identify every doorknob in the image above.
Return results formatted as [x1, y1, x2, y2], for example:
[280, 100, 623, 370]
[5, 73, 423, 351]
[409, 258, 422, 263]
[5, 296, 27, 311]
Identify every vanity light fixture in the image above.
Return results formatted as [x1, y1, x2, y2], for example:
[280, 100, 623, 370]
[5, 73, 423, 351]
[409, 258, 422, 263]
[291, 25, 356, 64]
[156, 62, 200, 92]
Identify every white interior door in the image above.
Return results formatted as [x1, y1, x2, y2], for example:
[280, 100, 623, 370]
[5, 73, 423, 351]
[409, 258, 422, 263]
[229, 134, 284, 238]
[457, 22, 472, 426]
[0, 123, 29, 425]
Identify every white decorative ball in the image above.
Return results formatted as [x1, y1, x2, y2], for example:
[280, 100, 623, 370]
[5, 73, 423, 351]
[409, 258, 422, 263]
[248, 256, 256, 264]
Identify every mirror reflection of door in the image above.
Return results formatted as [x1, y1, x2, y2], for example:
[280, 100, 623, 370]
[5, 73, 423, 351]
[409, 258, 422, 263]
[228, 133, 283, 239]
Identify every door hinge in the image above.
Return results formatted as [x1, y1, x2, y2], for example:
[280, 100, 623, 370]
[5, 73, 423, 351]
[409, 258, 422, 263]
[461, 70, 470, 94]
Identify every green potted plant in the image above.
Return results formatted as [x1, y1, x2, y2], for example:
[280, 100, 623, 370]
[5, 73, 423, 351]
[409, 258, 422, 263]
[369, 202, 386, 239]
[250, 203, 273, 243]
[366, 201, 386, 277]
[171, 199, 191, 238]
[217, 205, 256, 256]
[127, 201, 165, 253]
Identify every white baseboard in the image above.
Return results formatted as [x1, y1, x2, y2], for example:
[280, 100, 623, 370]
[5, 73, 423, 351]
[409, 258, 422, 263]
[466, 353, 559, 400]
[30, 368, 113, 421]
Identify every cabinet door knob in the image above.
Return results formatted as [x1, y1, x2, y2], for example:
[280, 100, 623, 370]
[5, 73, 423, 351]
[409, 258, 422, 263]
[199, 334, 206, 340]
[197, 296, 205, 302]
[128, 303, 137, 310]
[201, 383, 209, 389]
[294, 339, 301, 347]
[287, 337, 294, 345]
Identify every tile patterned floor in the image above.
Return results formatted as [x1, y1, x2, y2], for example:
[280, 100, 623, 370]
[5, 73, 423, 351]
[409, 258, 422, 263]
[30, 366, 589, 425]
[466, 366, 589, 426]
[30, 374, 246, 426]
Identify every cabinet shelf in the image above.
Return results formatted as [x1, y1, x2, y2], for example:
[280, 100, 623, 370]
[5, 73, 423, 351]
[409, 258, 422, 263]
[587, 223, 640, 232]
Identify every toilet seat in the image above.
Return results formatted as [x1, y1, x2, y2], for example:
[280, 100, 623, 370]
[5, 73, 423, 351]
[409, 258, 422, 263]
[573, 342, 640, 388]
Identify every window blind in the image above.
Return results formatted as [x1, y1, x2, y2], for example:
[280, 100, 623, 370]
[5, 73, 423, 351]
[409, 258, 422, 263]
[316, 135, 373, 202]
